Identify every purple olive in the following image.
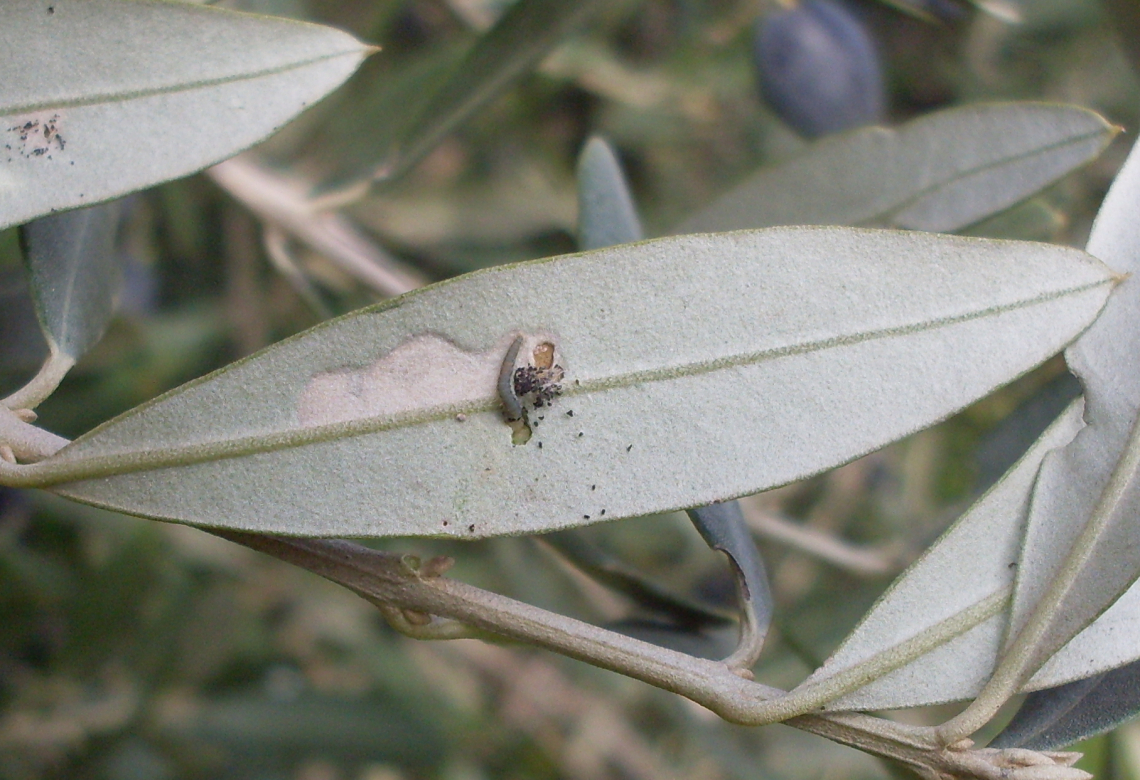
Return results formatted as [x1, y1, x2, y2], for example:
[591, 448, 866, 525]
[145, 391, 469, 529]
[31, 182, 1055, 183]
[754, 0, 887, 138]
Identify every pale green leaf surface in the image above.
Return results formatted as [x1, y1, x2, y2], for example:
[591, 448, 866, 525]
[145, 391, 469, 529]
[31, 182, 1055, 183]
[811, 134, 1140, 714]
[21, 228, 1113, 537]
[21, 200, 124, 361]
[1027, 583, 1140, 689]
[992, 661, 1140, 750]
[677, 104, 1115, 235]
[576, 137, 771, 650]
[795, 401, 1086, 711]
[0, 0, 368, 231]
[1003, 133, 1140, 681]
[577, 136, 643, 251]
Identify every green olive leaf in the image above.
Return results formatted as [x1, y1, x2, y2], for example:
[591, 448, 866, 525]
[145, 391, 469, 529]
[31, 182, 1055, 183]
[991, 660, 1140, 750]
[320, 0, 605, 192]
[794, 130, 1140, 717]
[687, 501, 773, 647]
[20, 199, 124, 362]
[576, 135, 770, 654]
[678, 103, 1117, 235]
[791, 400, 1084, 712]
[10, 228, 1114, 538]
[542, 530, 733, 627]
[998, 125, 1140, 692]
[576, 136, 643, 251]
[0, 0, 370, 231]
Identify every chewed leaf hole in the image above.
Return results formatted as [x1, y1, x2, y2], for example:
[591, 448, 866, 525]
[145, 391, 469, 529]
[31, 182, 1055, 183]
[510, 420, 532, 445]
[533, 342, 555, 369]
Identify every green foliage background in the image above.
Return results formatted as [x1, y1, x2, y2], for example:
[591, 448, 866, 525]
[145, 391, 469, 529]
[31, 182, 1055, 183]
[2, 0, 1139, 778]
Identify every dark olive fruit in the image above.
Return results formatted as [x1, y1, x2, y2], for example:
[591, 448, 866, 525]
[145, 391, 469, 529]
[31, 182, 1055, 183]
[754, 0, 886, 138]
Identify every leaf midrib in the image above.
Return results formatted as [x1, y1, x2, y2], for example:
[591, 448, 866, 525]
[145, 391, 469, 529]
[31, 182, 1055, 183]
[2, 48, 361, 116]
[871, 125, 1112, 227]
[16, 276, 1111, 488]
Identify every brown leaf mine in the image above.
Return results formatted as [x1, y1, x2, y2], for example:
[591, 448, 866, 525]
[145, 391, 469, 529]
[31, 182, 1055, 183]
[298, 333, 505, 427]
[297, 332, 563, 446]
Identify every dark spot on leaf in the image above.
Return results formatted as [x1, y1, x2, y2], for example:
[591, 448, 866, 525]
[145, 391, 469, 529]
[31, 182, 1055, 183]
[468, 524, 475, 533]
[513, 363, 563, 408]
[7, 114, 65, 159]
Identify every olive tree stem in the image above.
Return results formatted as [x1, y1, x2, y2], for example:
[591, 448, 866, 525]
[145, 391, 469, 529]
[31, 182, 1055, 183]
[211, 530, 1087, 780]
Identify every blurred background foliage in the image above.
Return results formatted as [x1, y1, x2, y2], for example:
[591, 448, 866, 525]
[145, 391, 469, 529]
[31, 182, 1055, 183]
[3, 0, 1140, 778]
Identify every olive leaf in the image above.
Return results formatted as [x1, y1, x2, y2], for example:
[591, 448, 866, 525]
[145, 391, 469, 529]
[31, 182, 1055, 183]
[20, 200, 124, 364]
[571, 135, 732, 629]
[542, 530, 732, 627]
[996, 123, 1140, 692]
[990, 661, 1140, 750]
[4, 228, 1113, 539]
[781, 131, 1140, 717]
[790, 400, 1085, 711]
[0, 0, 370, 231]
[677, 103, 1116, 235]
[320, 0, 605, 192]
[576, 136, 643, 252]
[687, 501, 773, 654]
[300, 44, 469, 187]
[974, 372, 1082, 493]
[577, 136, 770, 656]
